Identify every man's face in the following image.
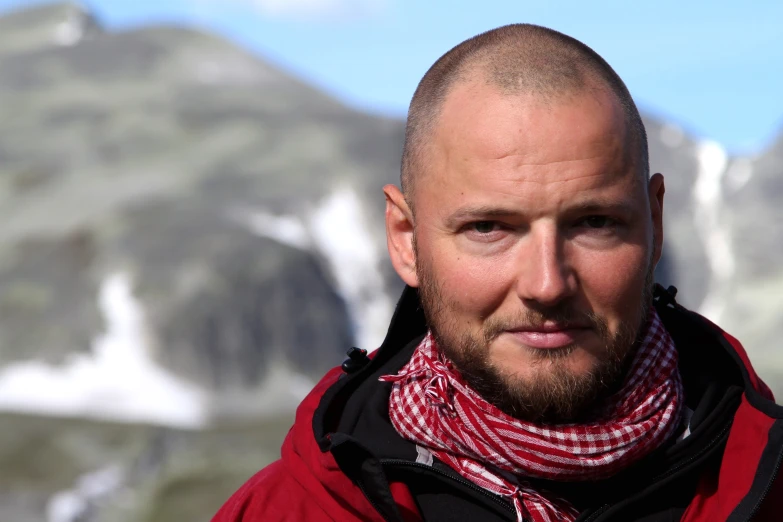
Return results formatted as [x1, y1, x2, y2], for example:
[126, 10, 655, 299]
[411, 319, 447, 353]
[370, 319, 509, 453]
[387, 78, 664, 424]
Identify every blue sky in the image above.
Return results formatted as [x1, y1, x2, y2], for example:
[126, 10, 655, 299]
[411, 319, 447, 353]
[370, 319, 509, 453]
[3, 0, 782, 154]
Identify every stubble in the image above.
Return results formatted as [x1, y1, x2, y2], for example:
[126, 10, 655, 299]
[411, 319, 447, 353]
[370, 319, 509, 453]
[415, 237, 654, 424]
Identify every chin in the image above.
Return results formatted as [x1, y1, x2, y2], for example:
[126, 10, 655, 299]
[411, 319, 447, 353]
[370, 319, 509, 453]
[499, 347, 602, 383]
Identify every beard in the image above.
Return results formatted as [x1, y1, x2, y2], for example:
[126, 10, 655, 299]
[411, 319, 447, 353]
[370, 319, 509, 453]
[416, 243, 655, 425]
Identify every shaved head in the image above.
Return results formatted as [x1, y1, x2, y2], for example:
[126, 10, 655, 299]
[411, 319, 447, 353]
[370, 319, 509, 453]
[384, 23, 665, 427]
[401, 24, 649, 210]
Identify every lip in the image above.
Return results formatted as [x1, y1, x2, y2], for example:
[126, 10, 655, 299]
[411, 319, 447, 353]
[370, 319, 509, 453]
[504, 325, 591, 350]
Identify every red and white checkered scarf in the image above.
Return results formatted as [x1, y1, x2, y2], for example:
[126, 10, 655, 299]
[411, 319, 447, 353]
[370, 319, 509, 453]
[380, 308, 683, 522]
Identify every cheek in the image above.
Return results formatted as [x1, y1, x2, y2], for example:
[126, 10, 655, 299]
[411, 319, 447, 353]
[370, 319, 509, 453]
[575, 245, 649, 317]
[429, 243, 513, 317]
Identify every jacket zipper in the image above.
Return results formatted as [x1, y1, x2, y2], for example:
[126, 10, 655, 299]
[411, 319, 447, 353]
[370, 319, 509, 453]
[579, 504, 610, 522]
[381, 459, 519, 520]
[745, 443, 783, 521]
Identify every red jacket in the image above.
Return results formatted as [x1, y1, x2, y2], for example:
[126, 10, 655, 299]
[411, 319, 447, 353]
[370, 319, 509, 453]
[213, 286, 783, 522]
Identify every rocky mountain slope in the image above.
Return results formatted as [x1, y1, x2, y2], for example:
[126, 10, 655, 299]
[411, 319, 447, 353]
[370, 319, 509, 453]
[0, 2, 780, 521]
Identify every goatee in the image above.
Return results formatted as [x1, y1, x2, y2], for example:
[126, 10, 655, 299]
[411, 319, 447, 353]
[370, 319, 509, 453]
[416, 248, 655, 425]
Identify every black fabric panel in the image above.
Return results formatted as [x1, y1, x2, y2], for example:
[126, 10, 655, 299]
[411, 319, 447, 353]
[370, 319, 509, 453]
[630, 509, 685, 522]
[727, 419, 783, 522]
[314, 288, 428, 520]
[329, 433, 404, 522]
[313, 286, 426, 449]
[655, 301, 744, 411]
[413, 490, 512, 522]
[689, 381, 726, 430]
[384, 461, 516, 522]
[336, 335, 424, 461]
[592, 453, 723, 522]
[664, 301, 783, 420]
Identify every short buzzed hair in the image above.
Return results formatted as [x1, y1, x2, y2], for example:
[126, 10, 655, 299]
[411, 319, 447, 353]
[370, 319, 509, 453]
[401, 24, 649, 209]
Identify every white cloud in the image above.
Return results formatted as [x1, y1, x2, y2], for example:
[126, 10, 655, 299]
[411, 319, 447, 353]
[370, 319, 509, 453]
[198, 0, 389, 20]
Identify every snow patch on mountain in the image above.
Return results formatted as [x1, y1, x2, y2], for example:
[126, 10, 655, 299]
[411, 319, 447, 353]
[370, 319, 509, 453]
[234, 208, 311, 249]
[52, 4, 90, 47]
[0, 272, 209, 428]
[692, 141, 732, 321]
[47, 464, 124, 522]
[238, 186, 394, 351]
[725, 157, 754, 193]
[309, 187, 393, 351]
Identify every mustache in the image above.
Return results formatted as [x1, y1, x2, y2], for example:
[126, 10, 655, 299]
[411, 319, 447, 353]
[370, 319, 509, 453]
[482, 306, 606, 343]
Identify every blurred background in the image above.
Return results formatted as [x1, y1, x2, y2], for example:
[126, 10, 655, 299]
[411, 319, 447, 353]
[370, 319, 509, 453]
[0, 1, 781, 520]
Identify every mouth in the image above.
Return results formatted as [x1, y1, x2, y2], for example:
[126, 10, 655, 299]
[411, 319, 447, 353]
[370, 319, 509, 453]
[504, 324, 592, 350]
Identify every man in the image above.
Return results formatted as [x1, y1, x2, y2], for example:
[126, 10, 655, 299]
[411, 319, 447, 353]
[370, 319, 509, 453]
[213, 24, 783, 522]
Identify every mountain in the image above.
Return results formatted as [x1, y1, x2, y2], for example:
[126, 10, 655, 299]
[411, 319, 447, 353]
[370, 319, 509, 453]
[0, 1, 404, 404]
[719, 132, 783, 381]
[0, 2, 780, 521]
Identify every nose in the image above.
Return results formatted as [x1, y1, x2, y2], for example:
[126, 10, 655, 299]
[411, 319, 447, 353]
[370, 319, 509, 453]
[515, 223, 576, 307]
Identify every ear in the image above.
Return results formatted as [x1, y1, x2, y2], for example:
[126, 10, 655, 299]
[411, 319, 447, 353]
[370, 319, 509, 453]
[648, 173, 665, 268]
[384, 184, 419, 287]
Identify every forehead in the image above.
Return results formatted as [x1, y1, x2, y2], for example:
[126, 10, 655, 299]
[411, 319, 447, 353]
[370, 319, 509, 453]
[414, 79, 637, 211]
[439, 78, 628, 164]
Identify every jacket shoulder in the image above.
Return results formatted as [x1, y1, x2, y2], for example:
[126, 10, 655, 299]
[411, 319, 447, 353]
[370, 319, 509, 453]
[211, 366, 350, 522]
[211, 459, 334, 522]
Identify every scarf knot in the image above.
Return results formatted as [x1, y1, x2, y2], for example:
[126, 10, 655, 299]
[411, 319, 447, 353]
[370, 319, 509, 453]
[381, 308, 683, 522]
[424, 373, 455, 413]
[380, 348, 458, 414]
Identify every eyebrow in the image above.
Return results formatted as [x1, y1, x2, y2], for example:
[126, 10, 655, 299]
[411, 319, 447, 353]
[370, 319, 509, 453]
[444, 206, 522, 228]
[566, 199, 638, 216]
[444, 199, 639, 228]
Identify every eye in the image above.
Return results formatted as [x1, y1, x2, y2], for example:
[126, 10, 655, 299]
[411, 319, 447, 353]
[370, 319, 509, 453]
[461, 221, 509, 243]
[580, 216, 614, 228]
[471, 221, 498, 234]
